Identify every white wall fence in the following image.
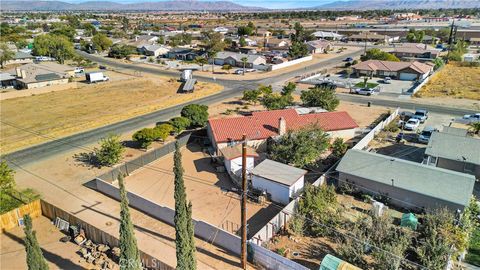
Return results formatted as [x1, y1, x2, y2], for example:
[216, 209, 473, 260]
[94, 178, 307, 270]
[353, 108, 399, 150]
[269, 55, 313, 71]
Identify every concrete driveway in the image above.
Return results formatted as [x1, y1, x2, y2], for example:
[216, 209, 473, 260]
[322, 74, 414, 96]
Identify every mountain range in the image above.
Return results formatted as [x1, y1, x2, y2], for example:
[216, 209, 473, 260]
[1, 0, 263, 11]
[315, 0, 480, 10]
[2, 0, 479, 11]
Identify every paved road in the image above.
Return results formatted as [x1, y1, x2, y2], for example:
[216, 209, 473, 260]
[4, 51, 477, 165]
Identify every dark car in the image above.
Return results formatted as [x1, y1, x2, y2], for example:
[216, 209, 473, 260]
[345, 57, 353, 62]
[99, 65, 107, 70]
[316, 82, 337, 91]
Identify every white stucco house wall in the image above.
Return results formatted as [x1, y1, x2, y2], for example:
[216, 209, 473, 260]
[250, 159, 307, 205]
[220, 144, 259, 176]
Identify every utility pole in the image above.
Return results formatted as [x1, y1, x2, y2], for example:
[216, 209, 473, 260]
[241, 134, 247, 269]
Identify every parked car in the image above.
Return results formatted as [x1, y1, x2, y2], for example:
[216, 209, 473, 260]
[355, 88, 376, 96]
[74, 67, 85, 74]
[99, 65, 107, 70]
[382, 77, 391, 84]
[418, 126, 437, 144]
[399, 111, 414, 121]
[411, 109, 429, 123]
[404, 118, 420, 131]
[344, 57, 353, 62]
[316, 82, 337, 91]
[463, 113, 480, 123]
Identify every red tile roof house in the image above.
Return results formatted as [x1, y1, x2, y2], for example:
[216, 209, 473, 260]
[391, 43, 441, 61]
[207, 109, 359, 153]
[352, 60, 433, 81]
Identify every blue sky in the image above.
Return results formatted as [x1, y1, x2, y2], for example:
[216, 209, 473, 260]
[67, 0, 342, 9]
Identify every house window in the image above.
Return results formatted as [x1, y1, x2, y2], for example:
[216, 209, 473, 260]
[464, 163, 475, 173]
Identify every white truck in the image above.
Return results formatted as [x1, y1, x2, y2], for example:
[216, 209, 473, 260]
[180, 69, 193, 82]
[86, 72, 109, 83]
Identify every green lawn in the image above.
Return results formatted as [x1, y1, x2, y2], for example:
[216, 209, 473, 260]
[0, 189, 40, 214]
[466, 227, 480, 266]
[354, 82, 379, 89]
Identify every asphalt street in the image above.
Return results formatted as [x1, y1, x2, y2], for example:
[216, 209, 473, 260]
[3, 51, 477, 165]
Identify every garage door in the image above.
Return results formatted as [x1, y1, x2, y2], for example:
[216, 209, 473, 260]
[399, 73, 417, 81]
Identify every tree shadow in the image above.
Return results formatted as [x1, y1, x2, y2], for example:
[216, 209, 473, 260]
[3, 231, 84, 270]
[72, 152, 100, 169]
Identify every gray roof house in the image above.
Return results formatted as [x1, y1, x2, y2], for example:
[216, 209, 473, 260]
[424, 131, 480, 179]
[139, 45, 170, 57]
[337, 149, 475, 211]
[212, 51, 267, 69]
[251, 159, 307, 205]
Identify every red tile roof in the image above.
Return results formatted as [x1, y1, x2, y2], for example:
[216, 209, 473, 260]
[208, 109, 358, 143]
[352, 60, 433, 74]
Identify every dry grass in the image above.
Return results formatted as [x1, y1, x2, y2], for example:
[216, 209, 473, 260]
[415, 63, 480, 100]
[0, 76, 222, 153]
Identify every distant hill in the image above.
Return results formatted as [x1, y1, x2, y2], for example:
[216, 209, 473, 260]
[315, 0, 480, 10]
[1, 0, 263, 11]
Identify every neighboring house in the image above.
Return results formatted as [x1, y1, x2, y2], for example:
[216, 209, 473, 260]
[424, 131, 480, 179]
[251, 159, 307, 205]
[213, 27, 229, 34]
[256, 30, 272, 38]
[352, 60, 433, 81]
[220, 144, 258, 176]
[312, 31, 344, 41]
[166, 48, 200, 61]
[337, 149, 475, 211]
[391, 43, 440, 61]
[306, 40, 333, 54]
[140, 45, 170, 57]
[232, 37, 257, 47]
[265, 38, 290, 49]
[5, 62, 74, 89]
[6, 51, 35, 65]
[421, 35, 440, 45]
[211, 51, 267, 68]
[0, 73, 17, 88]
[207, 108, 358, 152]
[349, 32, 399, 43]
[463, 54, 478, 62]
[470, 37, 480, 46]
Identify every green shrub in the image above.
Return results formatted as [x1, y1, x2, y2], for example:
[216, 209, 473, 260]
[169, 117, 191, 134]
[154, 123, 173, 142]
[132, 128, 156, 149]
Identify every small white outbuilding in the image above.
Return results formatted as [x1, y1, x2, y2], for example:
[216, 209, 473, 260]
[251, 159, 307, 205]
[220, 144, 258, 177]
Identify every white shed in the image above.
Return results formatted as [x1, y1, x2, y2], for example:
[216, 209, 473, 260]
[220, 144, 258, 176]
[251, 159, 307, 205]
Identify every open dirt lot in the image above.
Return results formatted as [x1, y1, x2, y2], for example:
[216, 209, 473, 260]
[0, 216, 103, 270]
[415, 63, 480, 100]
[0, 73, 222, 154]
[122, 144, 279, 237]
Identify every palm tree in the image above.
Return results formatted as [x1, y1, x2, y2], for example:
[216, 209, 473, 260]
[469, 122, 480, 135]
[241, 57, 248, 76]
[193, 56, 207, 72]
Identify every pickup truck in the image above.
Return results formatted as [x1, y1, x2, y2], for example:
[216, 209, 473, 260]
[411, 109, 428, 123]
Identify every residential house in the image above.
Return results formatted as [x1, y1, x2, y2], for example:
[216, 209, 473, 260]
[207, 109, 358, 153]
[421, 35, 440, 45]
[349, 32, 399, 43]
[251, 159, 307, 205]
[306, 40, 333, 54]
[6, 51, 35, 65]
[265, 38, 290, 50]
[220, 144, 258, 176]
[312, 31, 344, 41]
[6, 62, 75, 89]
[470, 38, 480, 46]
[423, 131, 480, 179]
[352, 60, 433, 81]
[139, 45, 170, 57]
[391, 43, 441, 61]
[166, 48, 200, 61]
[0, 73, 17, 88]
[211, 51, 267, 69]
[256, 30, 272, 38]
[337, 149, 475, 211]
[213, 27, 229, 34]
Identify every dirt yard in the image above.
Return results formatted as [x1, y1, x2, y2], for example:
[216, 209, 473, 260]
[0, 216, 109, 270]
[415, 63, 480, 100]
[0, 73, 222, 154]
[122, 144, 279, 237]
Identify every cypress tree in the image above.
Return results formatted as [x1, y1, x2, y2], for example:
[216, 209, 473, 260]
[173, 142, 196, 270]
[23, 214, 49, 270]
[118, 174, 141, 270]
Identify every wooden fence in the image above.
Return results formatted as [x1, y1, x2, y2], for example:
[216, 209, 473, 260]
[0, 200, 41, 232]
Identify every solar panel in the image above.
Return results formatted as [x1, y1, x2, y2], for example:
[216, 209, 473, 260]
[35, 73, 61, 81]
